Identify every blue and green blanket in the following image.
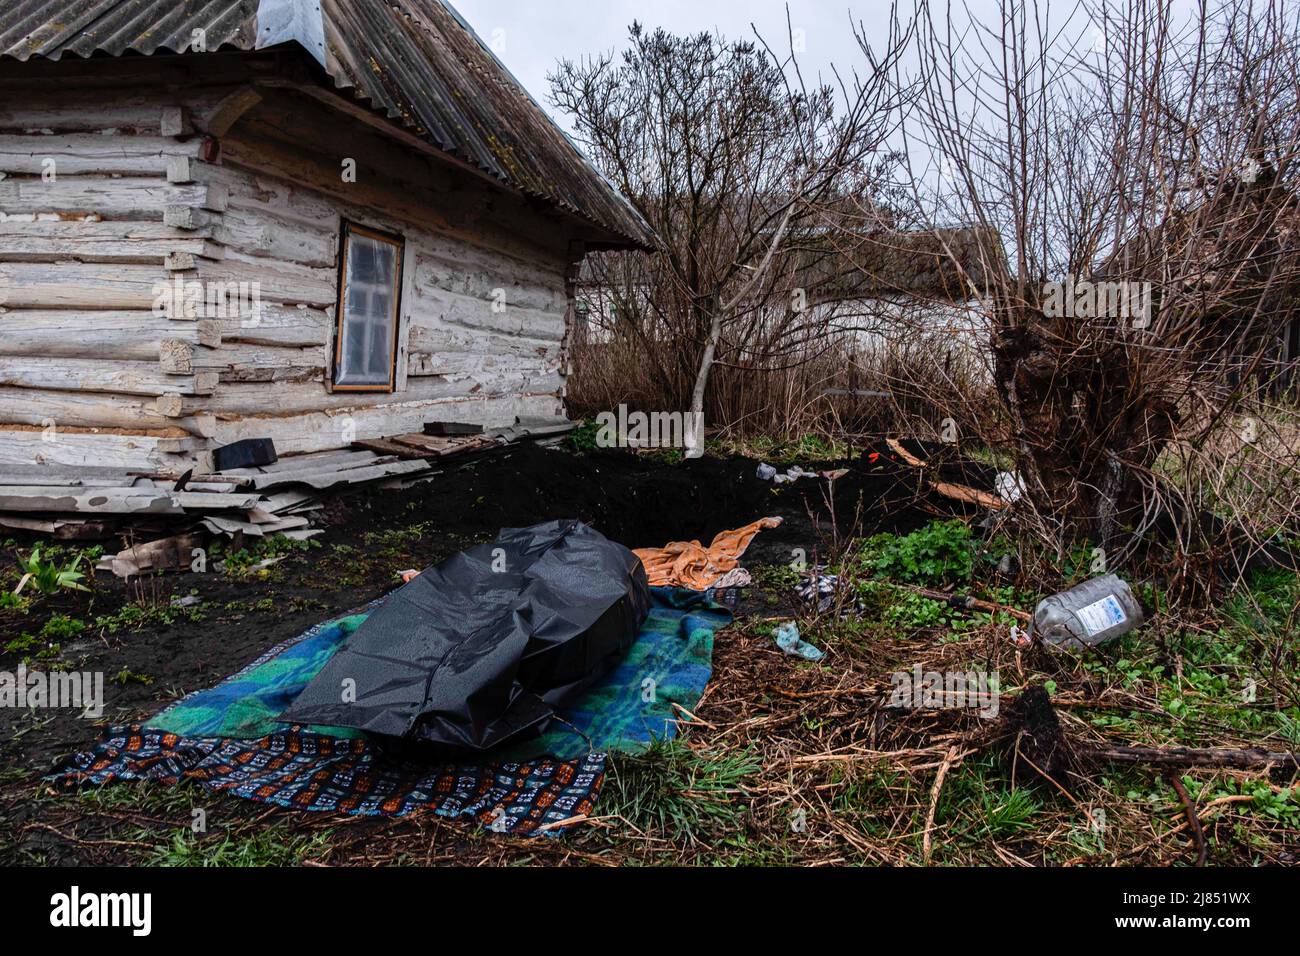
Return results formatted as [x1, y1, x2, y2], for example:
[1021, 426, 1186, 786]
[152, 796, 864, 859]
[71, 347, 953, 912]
[53, 588, 731, 835]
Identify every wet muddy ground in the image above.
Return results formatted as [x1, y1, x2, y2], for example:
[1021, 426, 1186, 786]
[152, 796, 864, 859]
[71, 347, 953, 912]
[13, 440, 1271, 868]
[0, 440, 973, 860]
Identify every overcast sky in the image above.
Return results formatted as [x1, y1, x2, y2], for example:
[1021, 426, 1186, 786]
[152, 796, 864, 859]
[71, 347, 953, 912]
[453, 0, 1206, 133]
[453, 0, 911, 126]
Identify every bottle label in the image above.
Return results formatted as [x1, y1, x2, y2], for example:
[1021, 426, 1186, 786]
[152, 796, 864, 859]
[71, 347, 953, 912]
[1077, 594, 1127, 636]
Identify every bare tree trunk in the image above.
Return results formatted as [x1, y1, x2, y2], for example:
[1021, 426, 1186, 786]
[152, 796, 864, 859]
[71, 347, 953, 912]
[685, 306, 723, 458]
[686, 198, 803, 455]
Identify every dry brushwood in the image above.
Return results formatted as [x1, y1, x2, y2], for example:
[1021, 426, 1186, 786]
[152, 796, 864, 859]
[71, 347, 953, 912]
[875, 0, 1300, 603]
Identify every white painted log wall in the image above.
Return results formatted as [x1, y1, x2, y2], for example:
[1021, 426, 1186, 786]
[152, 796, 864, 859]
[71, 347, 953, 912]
[200, 116, 572, 453]
[0, 82, 575, 470]
[0, 89, 215, 471]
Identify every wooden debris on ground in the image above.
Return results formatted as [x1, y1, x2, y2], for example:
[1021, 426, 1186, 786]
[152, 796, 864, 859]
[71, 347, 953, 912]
[886, 436, 1007, 510]
[1, 417, 575, 577]
[103, 532, 206, 578]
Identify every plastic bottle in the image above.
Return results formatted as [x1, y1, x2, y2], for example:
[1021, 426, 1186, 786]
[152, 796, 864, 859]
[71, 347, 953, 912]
[1030, 574, 1144, 650]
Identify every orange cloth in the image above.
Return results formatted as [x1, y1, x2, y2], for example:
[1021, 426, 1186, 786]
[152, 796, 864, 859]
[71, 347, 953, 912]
[633, 517, 783, 589]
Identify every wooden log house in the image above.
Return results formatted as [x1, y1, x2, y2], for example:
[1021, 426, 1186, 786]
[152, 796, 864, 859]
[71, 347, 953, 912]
[0, 0, 653, 475]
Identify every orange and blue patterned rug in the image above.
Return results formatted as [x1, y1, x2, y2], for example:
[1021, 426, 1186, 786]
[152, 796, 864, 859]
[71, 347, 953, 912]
[51, 588, 730, 835]
[54, 726, 605, 835]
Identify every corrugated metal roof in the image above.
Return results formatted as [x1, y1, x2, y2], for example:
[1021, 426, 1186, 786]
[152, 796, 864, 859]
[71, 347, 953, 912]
[0, 0, 258, 61]
[0, 0, 654, 248]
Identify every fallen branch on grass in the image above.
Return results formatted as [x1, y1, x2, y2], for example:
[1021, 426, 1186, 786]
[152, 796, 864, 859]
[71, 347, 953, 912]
[922, 745, 960, 864]
[670, 702, 718, 729]
[1166, 772, 1208, 867]
[906, 584, 1032, 623]
[789, 743, 962, 766]
[1084, 742, 1300, 771]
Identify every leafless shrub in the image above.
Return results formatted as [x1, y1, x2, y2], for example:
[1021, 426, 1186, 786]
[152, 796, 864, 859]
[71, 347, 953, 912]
[568, 316, 997, 443]
[889, 0, 1300, 601]
[551, 12, 916, 429]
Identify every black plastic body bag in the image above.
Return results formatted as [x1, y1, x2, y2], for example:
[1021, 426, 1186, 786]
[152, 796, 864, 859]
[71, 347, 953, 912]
[281, 520, 650, 752]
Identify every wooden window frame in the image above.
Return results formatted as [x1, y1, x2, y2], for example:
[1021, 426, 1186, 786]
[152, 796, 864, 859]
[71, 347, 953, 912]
[331, 220, 406, 393]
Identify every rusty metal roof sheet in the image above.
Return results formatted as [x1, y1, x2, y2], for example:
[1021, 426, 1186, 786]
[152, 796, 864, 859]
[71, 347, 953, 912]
[0, 0, 654, 248]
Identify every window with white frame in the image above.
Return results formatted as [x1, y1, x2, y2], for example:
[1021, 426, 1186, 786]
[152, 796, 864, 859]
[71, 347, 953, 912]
[333, 222, 404, 390]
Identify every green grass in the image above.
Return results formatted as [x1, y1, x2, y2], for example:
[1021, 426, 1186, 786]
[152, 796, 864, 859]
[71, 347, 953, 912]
[720, 432, 849, 464]
[75, 782, 197, 814]
[146, 827, 331, 867]
[601, 739, 759, 845]
[927, 758, 1043, 858]
[1077, 564, 1300, 746]
[362, 521, 437, 553]
[94, 598, 205, 636]
[1222, 565, 1300, 639]
[829, 766, 913, 837]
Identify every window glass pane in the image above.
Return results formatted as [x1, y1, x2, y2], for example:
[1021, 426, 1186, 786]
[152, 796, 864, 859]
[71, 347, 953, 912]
[336, 231, 401, 388]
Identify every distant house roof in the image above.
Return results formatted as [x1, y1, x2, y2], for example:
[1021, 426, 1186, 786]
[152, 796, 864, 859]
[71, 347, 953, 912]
[781, 226, 1001, 302]
[840, 227, 1002, 299]
[0, 0, 655, 249]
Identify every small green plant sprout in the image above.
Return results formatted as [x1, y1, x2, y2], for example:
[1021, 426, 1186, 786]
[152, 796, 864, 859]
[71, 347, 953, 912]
[14, 547, 89, 596]
[0, 590, 29, 610]
[110, 668, 154, 687]
[216, 535, 318, 577]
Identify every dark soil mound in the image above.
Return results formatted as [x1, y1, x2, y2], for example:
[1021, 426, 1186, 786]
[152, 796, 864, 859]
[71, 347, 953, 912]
[1001, 685, 1076, 783]
[321, 444, 773, 550]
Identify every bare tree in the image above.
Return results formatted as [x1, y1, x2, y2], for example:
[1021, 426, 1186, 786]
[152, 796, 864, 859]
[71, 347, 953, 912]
[550, 13, 915, 444]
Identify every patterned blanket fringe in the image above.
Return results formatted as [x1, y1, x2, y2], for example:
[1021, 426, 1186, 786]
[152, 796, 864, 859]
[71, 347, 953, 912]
[53, 725, 606, 837]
